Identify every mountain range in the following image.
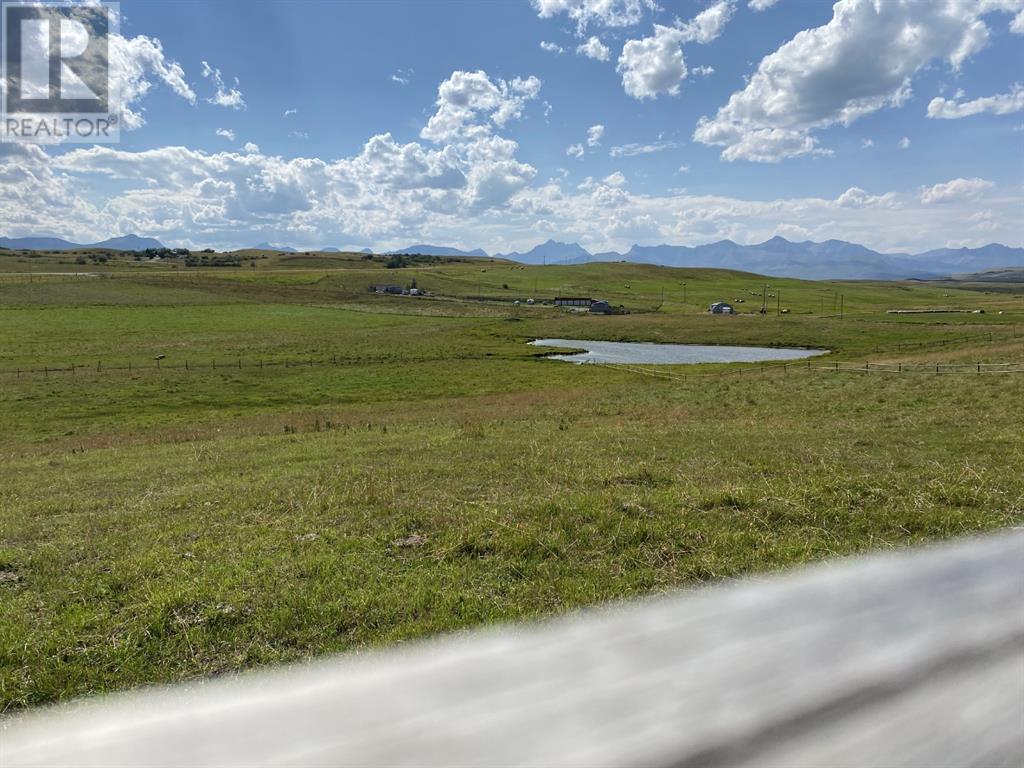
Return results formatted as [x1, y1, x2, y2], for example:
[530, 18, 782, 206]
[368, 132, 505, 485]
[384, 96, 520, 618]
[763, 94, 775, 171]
[385, 244, 488, 258]
[0, 234, 165, 251]
[3, 233, 1022, 280]
[495, 237, 1024, 280]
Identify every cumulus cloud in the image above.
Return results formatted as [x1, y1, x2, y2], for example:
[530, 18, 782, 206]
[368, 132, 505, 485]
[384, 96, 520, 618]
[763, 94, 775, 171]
[540, 41, 565, 54]
[566, 143, 585, 158]
[835, 187, 897, 208]
[587, 124, 605, 147]
[927, 83, 1024, 118]
[749, 0, 781, 9]
[577, 36, 611, 61]
[215, 128, 235, 141]
[694, 0, 1019, 162]
[6, 137, 1020, 254]
[691, 65, 715, 77]
[861, 138, 874, 148]
[420, 71, 541, 143]
[899, 136, 911, 149]
[531, 0, 657, 33]
[201, 61, 246, 110]
[920, 177, 994, 204]
[677, 0, 735, 44]
[618, 25, 689, 99]
[617, 2, 734, 100]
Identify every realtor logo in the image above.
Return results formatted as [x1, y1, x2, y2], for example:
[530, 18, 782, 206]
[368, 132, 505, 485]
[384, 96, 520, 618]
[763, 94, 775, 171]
[2, 1, 120, 142]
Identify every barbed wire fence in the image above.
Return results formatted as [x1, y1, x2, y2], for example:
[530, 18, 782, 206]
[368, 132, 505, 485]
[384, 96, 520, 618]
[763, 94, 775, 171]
[1, 327, 1021, 381]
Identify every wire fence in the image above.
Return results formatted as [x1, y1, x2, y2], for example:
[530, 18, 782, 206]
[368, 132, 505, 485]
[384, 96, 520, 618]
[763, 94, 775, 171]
[1, 328, 1021, 381]
[601, 358, 1024, 383]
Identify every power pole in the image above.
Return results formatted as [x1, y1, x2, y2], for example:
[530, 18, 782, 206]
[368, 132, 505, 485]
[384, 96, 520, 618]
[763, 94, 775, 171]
[761, 283, 767, 315]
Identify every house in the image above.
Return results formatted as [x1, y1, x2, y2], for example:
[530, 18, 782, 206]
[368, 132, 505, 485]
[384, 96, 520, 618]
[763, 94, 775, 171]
[554, 296, 592, 307]
[590, 300, 614, 314]
[709, 301, 735, 315]
[370, 284, 404, 294]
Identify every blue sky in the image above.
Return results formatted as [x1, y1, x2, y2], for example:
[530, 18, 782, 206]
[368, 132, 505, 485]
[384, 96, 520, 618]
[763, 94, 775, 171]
[3, 0, 1023, 253]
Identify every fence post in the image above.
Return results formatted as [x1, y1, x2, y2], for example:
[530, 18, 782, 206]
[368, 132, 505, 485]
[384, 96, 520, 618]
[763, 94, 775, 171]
[978, 362, 981, 374]
[186, 360, 189, 371]
[898, 363, 902, 373]
[128, 361, 132, 373]
[238, 358, 242, 369]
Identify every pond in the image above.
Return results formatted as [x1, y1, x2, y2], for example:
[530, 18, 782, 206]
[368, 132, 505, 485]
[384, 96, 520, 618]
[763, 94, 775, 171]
[530, 339, 829, 365]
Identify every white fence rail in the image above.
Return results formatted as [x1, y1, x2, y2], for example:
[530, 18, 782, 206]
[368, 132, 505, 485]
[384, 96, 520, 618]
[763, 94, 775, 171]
[3, 531, 1022, 767]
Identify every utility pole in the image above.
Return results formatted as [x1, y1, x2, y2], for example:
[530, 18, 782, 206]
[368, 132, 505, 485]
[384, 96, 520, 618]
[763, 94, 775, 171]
[777, 290, 781, 315]
[761, 283, 767, 315]
[840, 294, 844, 319]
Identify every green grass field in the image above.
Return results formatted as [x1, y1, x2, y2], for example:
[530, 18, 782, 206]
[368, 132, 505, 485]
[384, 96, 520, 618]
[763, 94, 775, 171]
[1, 248, 1022, 711]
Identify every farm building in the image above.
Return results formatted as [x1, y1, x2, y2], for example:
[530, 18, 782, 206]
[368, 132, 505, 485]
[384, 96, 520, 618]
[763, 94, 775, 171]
[554, 297, 592, 307]
[590, 300, 614, 314]
[370, 285, 404, 294]
[709, 301, 735, 315]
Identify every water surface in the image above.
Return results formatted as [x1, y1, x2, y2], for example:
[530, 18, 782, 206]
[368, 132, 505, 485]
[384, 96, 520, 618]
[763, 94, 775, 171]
[530, 338, 828, 365]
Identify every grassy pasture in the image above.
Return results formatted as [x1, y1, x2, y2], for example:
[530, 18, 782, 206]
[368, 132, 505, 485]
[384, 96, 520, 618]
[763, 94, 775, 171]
[0, 250, 1022, 711]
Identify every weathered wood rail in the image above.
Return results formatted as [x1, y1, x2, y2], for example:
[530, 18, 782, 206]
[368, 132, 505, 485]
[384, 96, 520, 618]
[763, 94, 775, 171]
[3, 531, 1022, 767]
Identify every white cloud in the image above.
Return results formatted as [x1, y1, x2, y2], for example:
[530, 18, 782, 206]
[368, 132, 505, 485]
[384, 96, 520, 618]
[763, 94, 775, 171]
[540, 41, 565, 54]
[749, 0, 781, 10]
[927, 83, 1024, 118]
[603, 171, 627, 186]
[835, 187, 897, 208]
[861, 138, 874, 148]
[899, 136, 911, 149]
[920, 177, 994, 204]
[677, 0, 735, 44]
[201, 61, 246, 110]
[420, 71, 542, 143]
[566, 143, 585, 158]
[617, 2, 734, 100]
[694, 0, 1017, 162]
[290, 131, 310, 140]
[587, 124, 605, 147]
[577, 36, 611, 61]
[215, 128, 235, 141]
[283, 108, 298, 118]
[618, 25, 688, 100]
[677, 164, 690, 173]
[110, 34, 196, 130]
[6, 137, 1020, 255]
[609, 139, 679, 156]
[391, 69, 414, 85]
[531, 0, 658, 33]
[691, 65, 715, 77]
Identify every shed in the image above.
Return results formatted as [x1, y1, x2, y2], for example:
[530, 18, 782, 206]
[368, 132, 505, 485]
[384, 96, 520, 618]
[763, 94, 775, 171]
[590, 300, 614, 314]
